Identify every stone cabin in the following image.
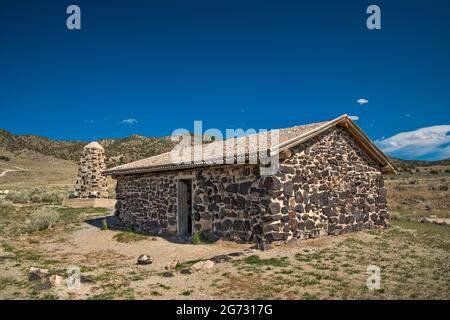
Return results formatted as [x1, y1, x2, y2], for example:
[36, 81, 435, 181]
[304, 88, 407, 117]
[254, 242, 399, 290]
[104, 115, 396, 243]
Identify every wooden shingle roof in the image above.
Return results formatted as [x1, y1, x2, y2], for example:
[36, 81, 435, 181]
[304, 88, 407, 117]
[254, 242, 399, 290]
[104, 115, 396, 176]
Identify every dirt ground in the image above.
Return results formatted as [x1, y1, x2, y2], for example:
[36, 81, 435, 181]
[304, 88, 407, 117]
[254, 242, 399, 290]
[0, 157, 449, 300]
[0, 204, 448, 300]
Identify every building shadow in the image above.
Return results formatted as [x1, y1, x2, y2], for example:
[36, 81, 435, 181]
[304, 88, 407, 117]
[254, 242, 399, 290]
[84, 215, 126, 231]
[84, 215, 204, 244]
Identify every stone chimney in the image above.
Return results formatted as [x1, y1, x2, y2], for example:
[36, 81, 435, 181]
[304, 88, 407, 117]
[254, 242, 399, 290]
[73, 142, 109, 199]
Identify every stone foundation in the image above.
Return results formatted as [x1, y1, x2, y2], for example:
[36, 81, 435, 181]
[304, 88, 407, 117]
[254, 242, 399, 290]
[62, 198, 117, 209]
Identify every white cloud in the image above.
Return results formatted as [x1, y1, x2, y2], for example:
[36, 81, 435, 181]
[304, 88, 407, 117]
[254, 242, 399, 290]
[375, 125, 450, 160]
[349, 115, 359, 121]
[357, 98, 368, 105]
[121, 118, 138, 125]
[404, 113, 412, 117]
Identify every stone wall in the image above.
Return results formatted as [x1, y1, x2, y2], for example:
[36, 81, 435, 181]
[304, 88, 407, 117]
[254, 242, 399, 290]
[191, 165, 270, 242]
[113, 125, 388, 243]
[114, 165, 270, 242]
[115, 173, 178, 232]
[74, 142, 109, 199]
[261, 126, 388, 242]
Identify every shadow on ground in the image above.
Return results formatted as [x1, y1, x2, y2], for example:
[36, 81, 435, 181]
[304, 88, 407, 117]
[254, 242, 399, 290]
[85, 215, 126, 231]
[84, 215, 210, 245]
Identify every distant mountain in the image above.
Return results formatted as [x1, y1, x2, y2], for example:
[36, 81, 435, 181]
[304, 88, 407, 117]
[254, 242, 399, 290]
[0, 128, 176, 167]
[389, 157, 450, 171]
[1, 128, 449, 169]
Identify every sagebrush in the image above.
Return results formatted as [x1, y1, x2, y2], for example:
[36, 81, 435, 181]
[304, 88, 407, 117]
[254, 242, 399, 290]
[6, 188, 67, 204]
[24, 208, 60, 232]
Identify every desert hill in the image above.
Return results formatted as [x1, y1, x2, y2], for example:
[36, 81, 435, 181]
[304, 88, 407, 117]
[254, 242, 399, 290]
[0, 128, 176, 167]
[2, 127, 449, 170]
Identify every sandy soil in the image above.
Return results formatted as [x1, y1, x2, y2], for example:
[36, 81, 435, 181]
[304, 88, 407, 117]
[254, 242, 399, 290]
[4, 217, 377, 300]
[0, 202, 448, 300]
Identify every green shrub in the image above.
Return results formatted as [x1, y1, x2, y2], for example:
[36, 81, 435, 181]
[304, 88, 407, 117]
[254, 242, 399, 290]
[0, 199, 13, 209]
[113, 231, 147, 243]
[24, 208, 59, 233]
[101, 218, 109, 231]
[0, 155, 10, 161]
[191, 230, 218, 244]
[192, 232, 202, 244]
[6, 190, 30, 203]
[237, 255, 290, 267]
[430, 170, 440, 174]
[6, 188, 66, 204]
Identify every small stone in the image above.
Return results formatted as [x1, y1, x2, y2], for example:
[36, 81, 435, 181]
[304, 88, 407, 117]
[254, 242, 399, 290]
[49, 275, 63, 286]
[80, 275, 96, 283]
[305, 219, 315, 230]
[288, 197, 296, 207]
[28, 267, 49, 282]
[165, 259, 179, 270]
[161, 272, 174, 278]
[295, 192, 303, 203]
[211, 255, 232, 263]
[192, 260, 215, 271]
[137, 254, 153, 265]
[35, 280, 52, 291]
[269, 202, 281, 214]
[228, 252, 243, 257]
[180, 269, 192, 275]
[280, 165, 295, 174]
[283, 181, 293, 197]
[238, 181, 253, 194]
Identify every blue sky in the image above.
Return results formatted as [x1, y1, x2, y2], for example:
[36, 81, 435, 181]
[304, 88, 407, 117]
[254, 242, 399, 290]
[0, 0, 449, 160]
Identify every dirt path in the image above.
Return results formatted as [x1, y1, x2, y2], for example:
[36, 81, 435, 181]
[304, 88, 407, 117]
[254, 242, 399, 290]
[0, 169, 20, 177]
[0, 163, 27, 177]
[422, 217, 450, 225]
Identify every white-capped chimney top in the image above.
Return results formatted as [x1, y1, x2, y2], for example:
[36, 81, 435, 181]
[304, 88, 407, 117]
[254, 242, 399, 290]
[84, 141, 104, 150]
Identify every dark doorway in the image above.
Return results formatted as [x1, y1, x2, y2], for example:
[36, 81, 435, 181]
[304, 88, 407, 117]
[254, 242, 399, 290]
[177, 179, 192, 236]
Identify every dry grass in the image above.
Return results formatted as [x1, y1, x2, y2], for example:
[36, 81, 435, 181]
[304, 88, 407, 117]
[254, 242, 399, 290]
[0, 200, 448, 300]
[385, 166, 450, 218]
[0, 156, 448, 300]
[23, 208, 60, 233]
[214, 221, 449, 299]
[0, 152, 116, 190]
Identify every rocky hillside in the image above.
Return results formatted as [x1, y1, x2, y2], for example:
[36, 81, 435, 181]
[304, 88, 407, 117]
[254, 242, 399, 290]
[0, 128, 176, 167]
[389, 157, 450, 173]
[1, 127, 449, 169]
